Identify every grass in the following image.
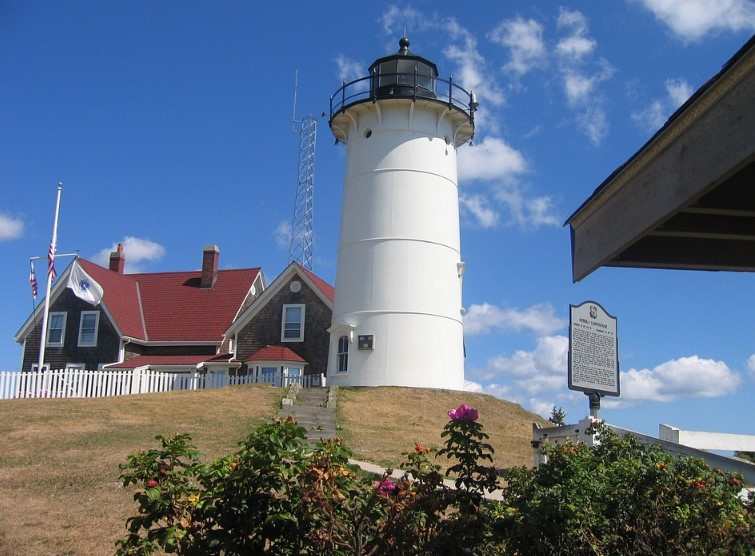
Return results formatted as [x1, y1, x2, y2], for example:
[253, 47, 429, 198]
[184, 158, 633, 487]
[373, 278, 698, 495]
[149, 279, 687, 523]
[0, 384, 283, 556]
[338, 387, 546, 472]
[0, 384, 545, 555]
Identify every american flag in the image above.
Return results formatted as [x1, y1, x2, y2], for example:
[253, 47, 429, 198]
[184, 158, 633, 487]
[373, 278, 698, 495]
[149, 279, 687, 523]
[29, 263, 38, 299]
[48, 243, 56, 281]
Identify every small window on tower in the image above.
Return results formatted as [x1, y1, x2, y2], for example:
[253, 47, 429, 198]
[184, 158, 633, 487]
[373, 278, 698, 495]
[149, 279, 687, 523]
[358, 335, 374, 350]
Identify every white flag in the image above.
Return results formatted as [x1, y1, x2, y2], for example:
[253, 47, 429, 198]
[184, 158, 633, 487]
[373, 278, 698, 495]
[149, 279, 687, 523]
[67, 261, 104, 305]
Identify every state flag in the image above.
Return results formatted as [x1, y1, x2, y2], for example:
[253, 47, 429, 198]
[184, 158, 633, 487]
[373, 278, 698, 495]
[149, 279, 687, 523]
[66, 260, 104, 306]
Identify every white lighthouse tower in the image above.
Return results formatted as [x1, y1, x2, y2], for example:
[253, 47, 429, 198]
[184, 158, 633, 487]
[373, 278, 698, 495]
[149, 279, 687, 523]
[326, 38, 476, 390]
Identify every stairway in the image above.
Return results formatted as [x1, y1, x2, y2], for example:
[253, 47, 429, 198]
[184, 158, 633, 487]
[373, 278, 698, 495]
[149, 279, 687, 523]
[278, 386, 337, 445]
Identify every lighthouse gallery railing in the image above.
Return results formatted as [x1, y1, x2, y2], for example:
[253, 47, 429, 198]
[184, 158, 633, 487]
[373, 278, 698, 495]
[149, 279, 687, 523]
[329, 71, 476, 125]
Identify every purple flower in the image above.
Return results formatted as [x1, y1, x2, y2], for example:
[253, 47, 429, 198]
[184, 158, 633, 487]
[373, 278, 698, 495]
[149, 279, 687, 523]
[447, 404, 479, 422]
[374, 478, 397, 496]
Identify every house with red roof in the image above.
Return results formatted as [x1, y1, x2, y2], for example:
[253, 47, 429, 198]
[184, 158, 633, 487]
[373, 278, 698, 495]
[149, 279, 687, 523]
[15, 245, 335, 386]
[15, 244, 263, 374]
[224, 261, 334, 383]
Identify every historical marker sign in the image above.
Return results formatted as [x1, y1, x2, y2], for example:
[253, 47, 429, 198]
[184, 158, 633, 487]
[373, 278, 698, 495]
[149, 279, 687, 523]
[568, 301, 619, 397]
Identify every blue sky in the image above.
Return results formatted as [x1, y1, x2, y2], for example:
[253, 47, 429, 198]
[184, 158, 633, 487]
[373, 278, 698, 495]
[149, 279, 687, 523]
[1, 1, 754, 437]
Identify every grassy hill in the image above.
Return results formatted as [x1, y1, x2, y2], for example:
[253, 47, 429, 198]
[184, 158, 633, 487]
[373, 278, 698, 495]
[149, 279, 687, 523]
[0, 384, 545, 555]
[337, 386, 546, 471]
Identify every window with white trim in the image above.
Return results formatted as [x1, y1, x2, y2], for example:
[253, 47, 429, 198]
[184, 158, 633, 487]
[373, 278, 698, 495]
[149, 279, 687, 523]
[78, 311, 100, 347]
[281, 304, 305, 342]
[47, 312, 67, 347]
[337, 335, 349, 373]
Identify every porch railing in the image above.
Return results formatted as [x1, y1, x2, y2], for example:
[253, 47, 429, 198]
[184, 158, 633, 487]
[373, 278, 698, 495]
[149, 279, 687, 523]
[0, 368, 325, 400]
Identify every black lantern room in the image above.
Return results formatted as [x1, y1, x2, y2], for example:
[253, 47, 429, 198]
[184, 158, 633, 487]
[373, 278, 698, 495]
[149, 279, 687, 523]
[369, 37, 438, 100]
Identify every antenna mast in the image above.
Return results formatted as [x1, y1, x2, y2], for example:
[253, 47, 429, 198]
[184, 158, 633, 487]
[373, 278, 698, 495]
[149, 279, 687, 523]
[289, 70, 316, 270]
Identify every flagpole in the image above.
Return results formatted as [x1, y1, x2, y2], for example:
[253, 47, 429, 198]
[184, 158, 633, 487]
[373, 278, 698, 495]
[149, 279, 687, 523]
[38, 183, 62, 372]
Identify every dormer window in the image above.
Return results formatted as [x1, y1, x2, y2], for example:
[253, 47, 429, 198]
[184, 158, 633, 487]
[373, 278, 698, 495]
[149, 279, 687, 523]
[281, 304, 305, 342]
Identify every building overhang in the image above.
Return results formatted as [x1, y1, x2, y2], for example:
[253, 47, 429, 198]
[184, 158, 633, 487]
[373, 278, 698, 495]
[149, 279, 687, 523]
[566, 36, 755, 282]
[121, 337, 220, 348]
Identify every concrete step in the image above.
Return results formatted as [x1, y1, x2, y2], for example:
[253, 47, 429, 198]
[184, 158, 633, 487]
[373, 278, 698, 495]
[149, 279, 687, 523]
[284, 420, 337, 430]
[277, 386, 338, 445]
[294, 392, 330, 406]
[279, 406, 335, 418]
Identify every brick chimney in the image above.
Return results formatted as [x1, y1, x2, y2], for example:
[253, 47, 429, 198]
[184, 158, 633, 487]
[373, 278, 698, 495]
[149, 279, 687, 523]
[201, 245, 219, 288]
[109, 243, 125, 274]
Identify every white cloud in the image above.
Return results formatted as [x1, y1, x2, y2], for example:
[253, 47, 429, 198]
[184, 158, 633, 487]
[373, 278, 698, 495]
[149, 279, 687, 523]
[92, 236, 166, 273]
[0, 213, 24, 241]
[274, 220, 291, 250]
[552, 9, 615, 145]
[458, 137, 527, 182]
[459, 194, 499, 228]
[488, 17, 547, 76]
[464, 302, 566, 336]
[632, 77, 694, 131]
[575, 104, 610, 145]
[443, 19, 506, 135]
[620, 355, 741, 402]
[665, 77, 694, 106]
[462, 379, 484, 393]
[465, 381, 515, 401]
[638, 0, 755, 41]
[563, 70, 595, 106]
[469, 335, 568, 395]
[458, 137, 559, 229]
[748, 354, 755, 378]
[334, 54, 364, 84]
[556, 8, 596, 61]
[494, 186, 561, 228]
[563, 57, 615, 110]
[529, 398, 558, 420]
[631, 99, 666, 130]
[556, 35, 597, 61]
[379, 4, 425, 37]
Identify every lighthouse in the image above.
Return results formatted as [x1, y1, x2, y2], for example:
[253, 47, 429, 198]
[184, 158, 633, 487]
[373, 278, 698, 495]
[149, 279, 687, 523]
[326, 38, 476, 390]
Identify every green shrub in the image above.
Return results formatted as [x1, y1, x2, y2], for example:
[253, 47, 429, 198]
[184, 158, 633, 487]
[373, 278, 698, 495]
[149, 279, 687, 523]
[499, 422, 755, 555]
[117, 411, 754, 555]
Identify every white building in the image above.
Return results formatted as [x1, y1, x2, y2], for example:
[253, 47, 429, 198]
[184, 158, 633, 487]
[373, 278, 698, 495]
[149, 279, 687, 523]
[326, 38, 477, 389]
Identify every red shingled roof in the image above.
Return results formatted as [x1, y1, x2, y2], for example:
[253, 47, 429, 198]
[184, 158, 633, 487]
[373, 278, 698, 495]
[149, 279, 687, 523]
[296, 263, 334, 302]
[79, 259, 260, 343]
[246, 345, 306, 363]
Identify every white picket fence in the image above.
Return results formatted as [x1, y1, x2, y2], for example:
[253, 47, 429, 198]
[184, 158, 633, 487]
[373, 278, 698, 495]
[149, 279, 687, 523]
[0, 368, 325, 400]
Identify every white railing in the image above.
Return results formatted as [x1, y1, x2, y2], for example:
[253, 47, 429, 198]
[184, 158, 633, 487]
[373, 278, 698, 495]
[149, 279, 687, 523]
[533, 417, 755, 485]
[0, 368, 325, 400]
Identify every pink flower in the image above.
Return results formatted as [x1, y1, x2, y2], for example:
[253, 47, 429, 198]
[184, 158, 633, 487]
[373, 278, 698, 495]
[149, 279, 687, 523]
[146, 479, 158, 488]
[447, 404, 479, 422]
[374, 478, 397, 496]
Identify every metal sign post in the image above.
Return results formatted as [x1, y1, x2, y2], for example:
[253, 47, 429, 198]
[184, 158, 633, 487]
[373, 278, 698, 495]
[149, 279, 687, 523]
[568, 301, 620, 418]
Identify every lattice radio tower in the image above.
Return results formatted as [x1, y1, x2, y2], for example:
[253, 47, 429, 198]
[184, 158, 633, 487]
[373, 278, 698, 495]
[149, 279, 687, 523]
[289, 71, 316, 270]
